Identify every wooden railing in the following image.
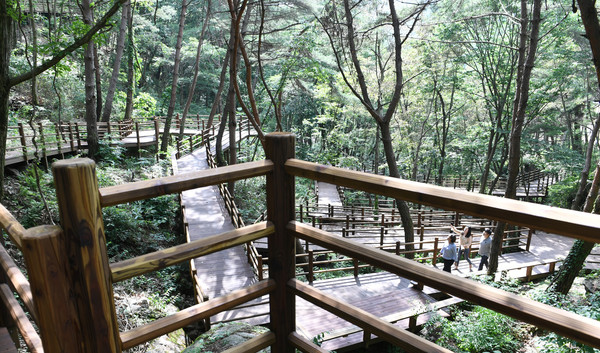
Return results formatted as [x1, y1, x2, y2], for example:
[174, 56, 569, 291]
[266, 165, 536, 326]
[2, 132, 600, 352]
[0, 204, 45, 352]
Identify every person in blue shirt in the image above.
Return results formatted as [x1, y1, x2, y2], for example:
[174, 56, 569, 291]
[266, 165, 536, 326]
[478, 228, 493, 271]
[439, 234, 458, 273]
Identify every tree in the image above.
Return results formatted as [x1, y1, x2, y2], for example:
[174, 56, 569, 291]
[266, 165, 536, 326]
[80, 0, 100, 158]
[546, 0, 600, 294]
[179, 0, 212, 140]
[489, 0, 542, 275]
[320, 0, 430, 255]
[160, 0, 188, 154]
[102, 0, 130, 123]
[0, 0, 126, 193]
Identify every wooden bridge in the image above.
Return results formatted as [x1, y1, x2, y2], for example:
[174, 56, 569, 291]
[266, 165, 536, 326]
[1, 131, 600, 352]
[3, 114, 252, 166]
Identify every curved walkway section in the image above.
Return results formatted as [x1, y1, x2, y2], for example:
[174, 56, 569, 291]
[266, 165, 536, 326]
[176, 146, 268, 326]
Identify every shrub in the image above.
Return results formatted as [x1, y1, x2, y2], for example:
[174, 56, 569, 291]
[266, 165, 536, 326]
[433, 306, 523, 352]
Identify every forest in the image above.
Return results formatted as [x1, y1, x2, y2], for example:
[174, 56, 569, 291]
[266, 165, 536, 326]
[2, 0, 600, 352]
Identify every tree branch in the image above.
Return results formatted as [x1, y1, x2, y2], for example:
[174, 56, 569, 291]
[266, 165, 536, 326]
[10, 0, 126, 88]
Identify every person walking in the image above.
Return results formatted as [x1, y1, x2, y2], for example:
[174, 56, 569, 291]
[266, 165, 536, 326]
[439, 234, 458, 273]
[478, 228, 493, 271]
[451, 224, 473, 271]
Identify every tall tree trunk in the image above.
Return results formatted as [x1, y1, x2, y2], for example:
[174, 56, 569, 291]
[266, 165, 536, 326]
[206, 48, 230, 129]
[179, 0, 212, 140]
[93, 42, 102, 121]
[124, 2, 134, 121]
[0, 1, 10, 198]
[489, 0, 541, 275]
[160, 0, 188, 153]
[544, 0, 600, 293]
[572, 113, 600, 210]
[102, 0, 129, 123]
[28, 0, 38, 105]
[81, 0, 99, 158]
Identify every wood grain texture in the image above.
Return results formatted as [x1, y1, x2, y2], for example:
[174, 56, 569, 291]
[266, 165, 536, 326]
[221, 332, 276, 353]
[52, 158, 121, 352]
[289, 221, 600, 348]
[120, 279, 276, 350]
[265, 133, 296, 353]
[21, 225, 83, 352]
[285, 159, 600, 243]
[0, 203, 25, 250]
[0, 244, 35, 321]
[100, 160, 273, 207]
[288, 279, 452, 353]
[0, 284, 43, 352]
[110, 222, 274, 282]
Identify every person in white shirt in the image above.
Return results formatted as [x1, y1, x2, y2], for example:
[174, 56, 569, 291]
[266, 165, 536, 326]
[451, 224, 473, 271]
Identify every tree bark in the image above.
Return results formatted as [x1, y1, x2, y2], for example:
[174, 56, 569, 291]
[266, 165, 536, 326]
[489, 0, 541, 275]
[124, 2, 134, 121]
[160, 0, 188, 153]
[179, 0, 212, 140]
[93, 42, 102, 121]
[81, 0, 99, 159]
[102, 0, 130, 123]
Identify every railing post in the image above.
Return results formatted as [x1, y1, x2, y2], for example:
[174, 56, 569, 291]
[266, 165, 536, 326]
[50, 158, 121, 352]
[154, 118, 160, 153]
[22, 225, 85, 352]
[38, 122, 48, 168]
[432, 238, 439, 266]
[308, 250, 314, 283]
[135, 122, 141, 158]
[526, 229, 533, 251]
[265, 132, 295, 353]
[18, 123, 28, 162]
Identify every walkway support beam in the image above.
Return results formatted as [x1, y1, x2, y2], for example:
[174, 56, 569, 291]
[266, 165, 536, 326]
[52, 158, 121, 353]
[265, 132, 296, 353]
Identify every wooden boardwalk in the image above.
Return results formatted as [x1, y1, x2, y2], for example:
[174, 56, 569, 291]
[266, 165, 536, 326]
[176, 131, 268, 326]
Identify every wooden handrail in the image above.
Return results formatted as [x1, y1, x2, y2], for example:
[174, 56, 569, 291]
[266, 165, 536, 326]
[120, 279, 276, 350]
[0, 284, 43, 352]
[0, 245, 35, 321]
[288, 279, 452, 353]
[288, 221, 600, 347]
[285, 159, 600, 243]
[111, 222, 273, 282]
[0, 203, 26, 250]
[99, 160, 273, 207]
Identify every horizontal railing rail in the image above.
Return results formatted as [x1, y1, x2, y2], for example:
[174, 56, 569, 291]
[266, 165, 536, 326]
[0, 206, 44, 351]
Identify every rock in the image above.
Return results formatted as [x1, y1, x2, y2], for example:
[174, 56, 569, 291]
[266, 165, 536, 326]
[583, 278, 600, 294]
[182, 322, 270, 353]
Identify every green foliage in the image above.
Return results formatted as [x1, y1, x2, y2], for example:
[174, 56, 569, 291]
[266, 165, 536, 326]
[11, 164, 59, 228]
[103, 195, 179, 259]
[527, 288, 600, 352]
[546, 175, 580, 209]
[432, 306, 523, 353]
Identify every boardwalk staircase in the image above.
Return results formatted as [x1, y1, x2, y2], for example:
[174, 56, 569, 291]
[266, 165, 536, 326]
[1, 133, 600, 352]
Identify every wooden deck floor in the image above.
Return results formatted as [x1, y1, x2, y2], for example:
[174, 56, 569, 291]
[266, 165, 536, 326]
[176, 146, 268, 326]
